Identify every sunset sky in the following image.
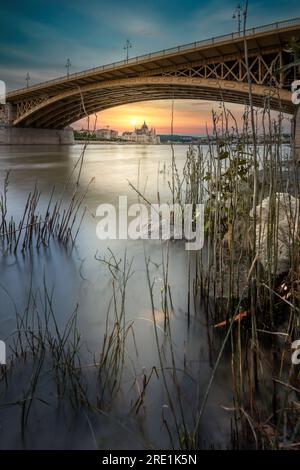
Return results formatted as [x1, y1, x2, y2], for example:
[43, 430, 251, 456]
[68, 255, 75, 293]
[76, 100, 247, 135]
[1, 0, 299, 134]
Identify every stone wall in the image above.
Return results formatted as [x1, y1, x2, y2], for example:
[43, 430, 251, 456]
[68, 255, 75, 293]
[0, 127, 75, 145]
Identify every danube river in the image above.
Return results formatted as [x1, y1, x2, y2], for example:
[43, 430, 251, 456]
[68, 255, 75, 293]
[0, 144, 232, 449]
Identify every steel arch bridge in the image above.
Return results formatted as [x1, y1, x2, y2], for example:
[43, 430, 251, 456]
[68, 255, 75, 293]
[3, 17, 300, 130]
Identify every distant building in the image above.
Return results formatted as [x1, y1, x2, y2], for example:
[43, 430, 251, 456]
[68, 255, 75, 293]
[95, 128, 118, 140]
[122, 121, 160, 144]
[122, 131, 137, 142]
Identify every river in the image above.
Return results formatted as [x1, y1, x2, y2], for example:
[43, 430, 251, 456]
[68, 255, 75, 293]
[0, 143, 232, 449]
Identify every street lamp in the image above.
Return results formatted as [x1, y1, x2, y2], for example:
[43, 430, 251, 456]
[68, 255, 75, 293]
[65, 58, 71, 77]
[232, 4, 243, 35]
[233, 2, 248, 36]
[25, 72, 30, 88]
[123, 39, 132, 62]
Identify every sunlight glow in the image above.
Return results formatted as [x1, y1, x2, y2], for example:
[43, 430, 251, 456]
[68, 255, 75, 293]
[74, 100, 248, 135]
[129, 118, 138, 127]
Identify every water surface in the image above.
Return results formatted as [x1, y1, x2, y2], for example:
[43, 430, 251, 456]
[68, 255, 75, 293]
[0, 144, 232, 449]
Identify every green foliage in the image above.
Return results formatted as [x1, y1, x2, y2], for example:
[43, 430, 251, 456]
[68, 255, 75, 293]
[204, 143, 253, 236]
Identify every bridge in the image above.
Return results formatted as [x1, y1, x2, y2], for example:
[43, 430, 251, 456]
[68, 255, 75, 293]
[1, 17, 300, 145]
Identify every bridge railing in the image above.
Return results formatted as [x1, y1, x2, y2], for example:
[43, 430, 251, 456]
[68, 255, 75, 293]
[8, 16, 300, 96]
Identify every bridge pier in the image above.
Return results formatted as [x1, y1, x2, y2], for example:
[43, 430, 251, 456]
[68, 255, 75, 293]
[1, 103, 74, 144]
[0, 103, 16, 126]
[0, 126, 75, 145]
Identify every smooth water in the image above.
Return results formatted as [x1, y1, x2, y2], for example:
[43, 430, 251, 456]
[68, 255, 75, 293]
[0, 144, 232, 449]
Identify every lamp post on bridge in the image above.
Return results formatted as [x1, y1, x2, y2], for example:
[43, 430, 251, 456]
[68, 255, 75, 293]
[25, 72, 30, 88]
[123, 39, 132, 62]
[65, 58, 71, 77]
[232, 4, 246, 35]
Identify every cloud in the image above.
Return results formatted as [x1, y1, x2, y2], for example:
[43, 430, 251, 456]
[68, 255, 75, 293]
[3, 0, 300, 91]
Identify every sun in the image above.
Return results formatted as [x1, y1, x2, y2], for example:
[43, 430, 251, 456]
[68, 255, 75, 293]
[129, 118, 138, 127]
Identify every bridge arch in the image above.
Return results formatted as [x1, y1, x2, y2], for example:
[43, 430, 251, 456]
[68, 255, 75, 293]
[13, 76, 292, 129]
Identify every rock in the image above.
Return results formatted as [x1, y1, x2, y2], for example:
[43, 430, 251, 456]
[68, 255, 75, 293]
[250, 193, 299, 275]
